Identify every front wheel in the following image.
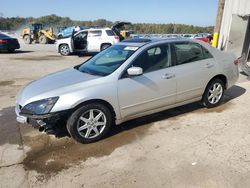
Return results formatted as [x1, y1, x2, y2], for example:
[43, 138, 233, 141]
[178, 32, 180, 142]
[67, 103, 113, 144]
[59, 44, 70, 56]
[202, 79, 225, 108]
[39, 35, 48, 44]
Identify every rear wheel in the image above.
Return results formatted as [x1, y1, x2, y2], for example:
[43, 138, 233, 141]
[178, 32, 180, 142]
[23, 35, 31, 44]
[202, 79, 225, 108]
[39, 35, 48, 44]
[59, 44, 70, 56]
[67, 103, 113, 144]
[7, 49, 15, 53]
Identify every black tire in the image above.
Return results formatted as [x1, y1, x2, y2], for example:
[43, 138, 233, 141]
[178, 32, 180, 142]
[202, 79, 225, 108]
[39, 35, 48, 44]
[59, 44, 70, 56]
[8, 49, 15, 53]
[101, 44, 111, 51]
[67, 103, 113, 144]
[23, 35, 31, 44]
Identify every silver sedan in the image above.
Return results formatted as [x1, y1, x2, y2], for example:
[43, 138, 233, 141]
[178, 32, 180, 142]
[15, 38, 239, 143]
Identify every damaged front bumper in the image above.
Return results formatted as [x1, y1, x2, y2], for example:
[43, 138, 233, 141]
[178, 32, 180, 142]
[15, 103, 68, 134]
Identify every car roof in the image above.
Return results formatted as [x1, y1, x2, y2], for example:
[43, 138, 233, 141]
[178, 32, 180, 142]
[74, 28, 111, 35]
[118, 37, 195, 47]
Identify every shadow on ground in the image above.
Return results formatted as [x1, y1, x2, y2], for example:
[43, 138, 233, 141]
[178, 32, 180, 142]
[0, 85, 246, 178]
[0, 50, 34, 54]
[0, 107, 23, 146]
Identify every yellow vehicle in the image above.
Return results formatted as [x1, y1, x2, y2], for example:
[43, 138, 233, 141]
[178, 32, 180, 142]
[120, 30, 131, 39]
[111, 22, 132, 41]
[21, 23, 56, 44]
[120, 30, 135, 40]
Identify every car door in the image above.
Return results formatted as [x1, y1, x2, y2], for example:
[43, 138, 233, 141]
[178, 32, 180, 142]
[87, 30, 102, 52]
[118, 44, 176, 119]
[171, 42, 216, 103]
[72, 31, 88, 51]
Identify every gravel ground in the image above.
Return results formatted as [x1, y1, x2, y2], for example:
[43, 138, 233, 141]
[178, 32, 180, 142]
[0, 37, 250, 188]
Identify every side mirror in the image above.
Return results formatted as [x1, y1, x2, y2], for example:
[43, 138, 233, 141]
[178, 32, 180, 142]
[127, 67, 143, 76]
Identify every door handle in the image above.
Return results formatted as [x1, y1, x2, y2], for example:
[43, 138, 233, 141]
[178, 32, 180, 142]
[162, 73, 175, 79]
[205, 63, 214, 68]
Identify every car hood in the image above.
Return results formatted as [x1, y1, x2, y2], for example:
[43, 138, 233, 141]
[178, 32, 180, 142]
[17, 68, 100, 105]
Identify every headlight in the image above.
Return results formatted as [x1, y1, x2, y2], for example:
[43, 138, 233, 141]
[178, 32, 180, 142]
[21, 97, 59, 115]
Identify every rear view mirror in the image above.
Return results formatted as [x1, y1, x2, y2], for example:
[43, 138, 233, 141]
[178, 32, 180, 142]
[127, 67, 143, 76]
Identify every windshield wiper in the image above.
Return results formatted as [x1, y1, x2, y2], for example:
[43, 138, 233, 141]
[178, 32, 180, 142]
[79, 68, 106, 76]
[78, 68, 95, 75]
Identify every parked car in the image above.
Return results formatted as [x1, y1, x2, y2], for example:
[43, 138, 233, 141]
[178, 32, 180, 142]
[57, 26, 84, 39]
[0, 33, 20, 52]
[16, 38, 239, 143]
[56, 28, 120, 56]
[56, 22, 130, 56]
[182, 34, 193, 38]
[191, 33, 211, 43]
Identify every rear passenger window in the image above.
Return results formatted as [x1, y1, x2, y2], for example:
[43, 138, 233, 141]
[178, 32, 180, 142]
[173, 42, 209, 65]
[88, 30, 102, 37]
[106, 30, 115, 36]
[202, 46, 213, 59]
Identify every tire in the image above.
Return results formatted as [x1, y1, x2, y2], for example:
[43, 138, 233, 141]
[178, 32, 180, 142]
[8, 49, 15, 53]
[101, 44, 111, 51]
[59, 44, 70, 56]
[23, 35, 31, 44]
[202, 79, 225, 108]
[67, 103, 113, 144]
[39, 35, 48, 44]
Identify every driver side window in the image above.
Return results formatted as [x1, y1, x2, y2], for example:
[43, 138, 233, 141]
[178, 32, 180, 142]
[74, 32, 87, 40]
[131, 44, 171, 73]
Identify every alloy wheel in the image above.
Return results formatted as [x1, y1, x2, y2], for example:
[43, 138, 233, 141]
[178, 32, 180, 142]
[208, 83, 223, 104]
[77, 109, 107, 139]
[60, 45, 69, 55]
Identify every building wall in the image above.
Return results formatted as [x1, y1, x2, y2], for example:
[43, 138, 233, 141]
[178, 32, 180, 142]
[218, 0, 250, 50]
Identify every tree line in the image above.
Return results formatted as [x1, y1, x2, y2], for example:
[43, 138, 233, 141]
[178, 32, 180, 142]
[0, 14, 213, 34]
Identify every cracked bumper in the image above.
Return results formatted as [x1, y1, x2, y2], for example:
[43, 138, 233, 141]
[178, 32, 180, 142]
[15, 104, 27, 124]
[15, 103, 67, 130]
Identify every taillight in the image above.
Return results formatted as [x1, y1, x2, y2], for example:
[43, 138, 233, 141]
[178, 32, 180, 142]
[0, 39, 7, 43]
[234, 59, 240, 65]
[114, 36, 120, 40]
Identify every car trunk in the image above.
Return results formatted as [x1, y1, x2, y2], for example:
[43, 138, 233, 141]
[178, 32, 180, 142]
[111, 22, 131, 41]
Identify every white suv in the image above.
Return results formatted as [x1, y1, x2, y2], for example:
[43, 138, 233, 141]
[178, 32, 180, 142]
[56, 28, 120, 56]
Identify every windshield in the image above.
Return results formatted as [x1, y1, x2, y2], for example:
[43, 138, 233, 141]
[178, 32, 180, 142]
[77, 45, 138, 76]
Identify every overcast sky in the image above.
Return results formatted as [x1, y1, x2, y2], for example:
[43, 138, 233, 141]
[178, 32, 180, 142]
[1, 0, 218, 26]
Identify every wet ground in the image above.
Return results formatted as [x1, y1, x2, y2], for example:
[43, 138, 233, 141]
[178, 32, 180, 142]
[1, 38, 250, 187]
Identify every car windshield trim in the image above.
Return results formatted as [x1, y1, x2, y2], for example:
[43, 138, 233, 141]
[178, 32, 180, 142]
[76, 45, 139, 76]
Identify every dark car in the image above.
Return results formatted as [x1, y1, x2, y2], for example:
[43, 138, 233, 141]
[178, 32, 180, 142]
[0, 33, 20, 52]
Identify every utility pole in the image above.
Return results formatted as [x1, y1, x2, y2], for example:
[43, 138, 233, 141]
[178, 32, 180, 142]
[214, 0, 225, 33]
[212, 0, 225, 47]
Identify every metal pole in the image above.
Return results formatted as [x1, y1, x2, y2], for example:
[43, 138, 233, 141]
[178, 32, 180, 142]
[213, 0, 225, 48]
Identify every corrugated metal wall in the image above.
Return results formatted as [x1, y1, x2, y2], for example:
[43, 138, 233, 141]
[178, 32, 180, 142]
[218, 0, 250, 50]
